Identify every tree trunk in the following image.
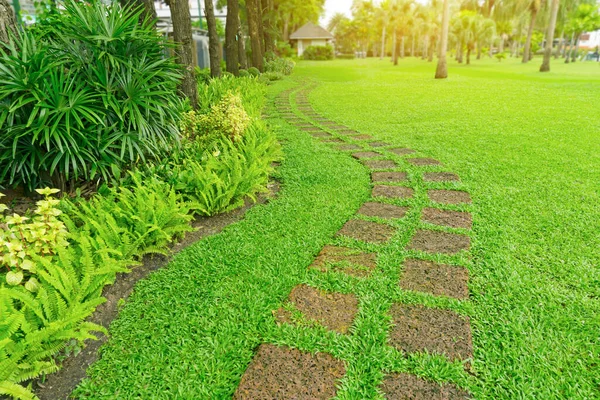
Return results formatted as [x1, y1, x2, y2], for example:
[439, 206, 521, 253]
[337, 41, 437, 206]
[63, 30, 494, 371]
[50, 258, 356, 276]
[283, 15, 290, 41]
[411, 35, 415, 57]
[204, 0, 221, 78]
[171, 0, 198, 109]
[261, 0, 274, 55]
[477, 44, 481, 59]
[540, 0, 560, 72]
[499, 34, 505, 53]
[380, 26, 386, 60]
[571, 36, 579, 62]
[120, 0, 156, 24]
[522, 8, 538, 63]
[435, 0, 450, 79]
[393, 32, 400, 65]
[238, 15, 248, 69]
[392, 30, 397, 63]
[457, 44, 463, 63]
[246, 0, 264, 71]
[555, 30, 564, 58]
[428, 36, 435, 61]
[0, 0, 18, 45]
[400, 36, 405, 58]
[564, 32, 573, 62]
[225, 0, 239, 75]
[467, 47, 471, 64]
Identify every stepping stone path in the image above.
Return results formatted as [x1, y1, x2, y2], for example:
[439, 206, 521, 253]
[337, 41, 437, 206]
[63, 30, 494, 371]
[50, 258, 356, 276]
[239, 82, 475, 398]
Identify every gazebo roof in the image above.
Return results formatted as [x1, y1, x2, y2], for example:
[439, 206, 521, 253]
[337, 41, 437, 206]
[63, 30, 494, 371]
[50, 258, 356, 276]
[290, 22, 334, 40]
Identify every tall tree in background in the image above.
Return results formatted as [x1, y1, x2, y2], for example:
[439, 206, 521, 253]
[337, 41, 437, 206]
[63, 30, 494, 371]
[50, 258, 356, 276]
[226, 0, 240, 75]
[204, 0, 222, 77]
[262, 0, 275, 54]
[247, 0, 264, 70]
[170, 0, 198, 109]
[0, 0, 17, 45]
[120, 0, 157, 23]
[522, 0, 541, 62]
[435, 0, 450, 78]
[540, 0, 560, 71]
[238, 15, 249, 69]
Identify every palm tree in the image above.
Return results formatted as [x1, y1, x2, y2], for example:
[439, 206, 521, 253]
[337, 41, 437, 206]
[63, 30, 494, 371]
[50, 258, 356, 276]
[540, 0, 560, 71]
[522, 0, 541, 62]
[435, 0, 451, 78]
[476, 16, 496, 59]
[375, 1, 392, 59]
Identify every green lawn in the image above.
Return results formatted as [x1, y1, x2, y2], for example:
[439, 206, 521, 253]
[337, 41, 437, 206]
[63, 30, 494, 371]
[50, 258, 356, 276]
[75, 58, 599, 399]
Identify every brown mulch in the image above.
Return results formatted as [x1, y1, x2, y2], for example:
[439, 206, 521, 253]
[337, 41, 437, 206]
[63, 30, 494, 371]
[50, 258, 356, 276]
[388, 304, 473, 362]
[407, 158, 442, 166]
[275, 284, 358, 334]
[380, 373, 471, 399]
[371, 172, 408, 183]
[422, 208, 472, 229]
[358, 202, 408, 220]
[309, 245, 377, 277]
[233, 344, 346, 400]
[406, 229, 470, 255]
[363, 160, 397, 169]
[399, 259, 469, 300]
[428, 190, 472, 205]
[423, 172, 460, 182]
[372, 185, 414, 199]
[337, 219, 396, 244]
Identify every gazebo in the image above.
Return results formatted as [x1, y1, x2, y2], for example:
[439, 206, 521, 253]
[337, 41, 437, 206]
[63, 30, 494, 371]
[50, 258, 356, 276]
[289, 22, 334, 57]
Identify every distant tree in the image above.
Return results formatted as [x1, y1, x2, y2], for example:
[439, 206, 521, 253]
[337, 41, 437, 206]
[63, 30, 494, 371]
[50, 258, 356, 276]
[226, 0, 240, 75]
[0, 0, 17, 45]
[565, 3, 600, 63]
[522, 0, 541, 63]
[205, 0, 222, 77]
[435, 0, 450, 78]
[247, 0, 264, 70]
[540, 0, 560, 71]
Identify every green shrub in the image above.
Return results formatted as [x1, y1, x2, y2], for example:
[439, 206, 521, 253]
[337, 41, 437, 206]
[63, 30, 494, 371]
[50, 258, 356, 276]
[60, 173, 193, 261]
[264, 72, 285, 81]
[495, 52, 507, 62]
[150, 122, 281, 216]
[275, 41, 294, 58]
[0, 0, 182, 191]
[0, 188, 68, 291]
[181, 93, 251, 146]
[239, 69, 250, 77]
[197, 74, 266, 117]
[195, 67, 212, 84]
[336, 53, 355, 60]
[247, 67, 261, 77]
[264, 57, 295, 75]
[303, 45, 334, 61]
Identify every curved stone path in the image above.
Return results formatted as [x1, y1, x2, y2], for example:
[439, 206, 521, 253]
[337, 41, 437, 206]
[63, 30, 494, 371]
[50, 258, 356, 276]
[236, 81, 475, 399]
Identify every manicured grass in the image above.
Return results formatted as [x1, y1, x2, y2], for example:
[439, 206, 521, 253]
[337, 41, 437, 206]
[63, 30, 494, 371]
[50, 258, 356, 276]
[293, 57, 600, 398]
[75, 58, 599, 399]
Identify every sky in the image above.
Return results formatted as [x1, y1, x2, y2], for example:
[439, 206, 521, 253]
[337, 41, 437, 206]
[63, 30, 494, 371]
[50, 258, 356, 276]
[321, 0, 354, 26]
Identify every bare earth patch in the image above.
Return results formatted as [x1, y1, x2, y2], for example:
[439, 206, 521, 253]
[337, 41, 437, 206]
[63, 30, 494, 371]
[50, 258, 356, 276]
[338, 219, 396, 244]
[380, 373, 471, 399]
[373, 185, 414, 199]
[363, 160, 397, 169]
[407, 158, 443, 166]
[358, 202, 409, 220]
[372, 172, 408, 183]
[399, 259, 469, 299]
[428, 190, 472, 205]
[423, 172, 460, 182]
[310, 245, 377, 277]
[388, 304, 473, 361]
[352, 151, 381, 159]
[389, 148, 416, 156]
[234, 344, 346, 400]
[275, 284, 358, 334]
[422, 208, 472, 229]
[407, 230, 470, 254]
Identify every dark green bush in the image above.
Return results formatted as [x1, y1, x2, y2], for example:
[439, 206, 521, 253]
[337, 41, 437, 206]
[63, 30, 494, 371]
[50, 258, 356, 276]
[275, 41, 294, 58]
[248, 67, 261, 77]
[336, 53, 356, 60]
[0, 0, 183, 191]
[303, 45, 334, 61]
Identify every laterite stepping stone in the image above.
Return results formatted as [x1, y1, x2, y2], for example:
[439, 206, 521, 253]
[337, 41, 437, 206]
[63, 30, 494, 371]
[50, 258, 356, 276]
[234, 344, 346, 400]
[372, 185, 414, 199]
[338, 219, 396, 244]
[339, 130, 359, 135]
[407, 158, 442, 166]
[423, 172, 460, 182]
[302, 127, 322, 132]
[388, 304, 472, 362]
[422, 208, 472, 229]
[352, 134, 373, 140]
[337, 144, 362, 151]
[358, 202, 408, 220]
[407, 229, 470, 254]
[380, 373, 471, 399]
[311, 132, 332, 138]
[369, 142, 390, 148]
[363, 160, 397, 169]
[330, 125, 347, 130]
[372, 172, 407, 183]
[310, 245, 377, 277]
[428, 190, 472, 205]
[389, 147, 416, 156]
[399, 259, 469, 299]
[275, 284, 358, 334]
[352, 151, 381, 159]
[323, 138, 344, 143]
